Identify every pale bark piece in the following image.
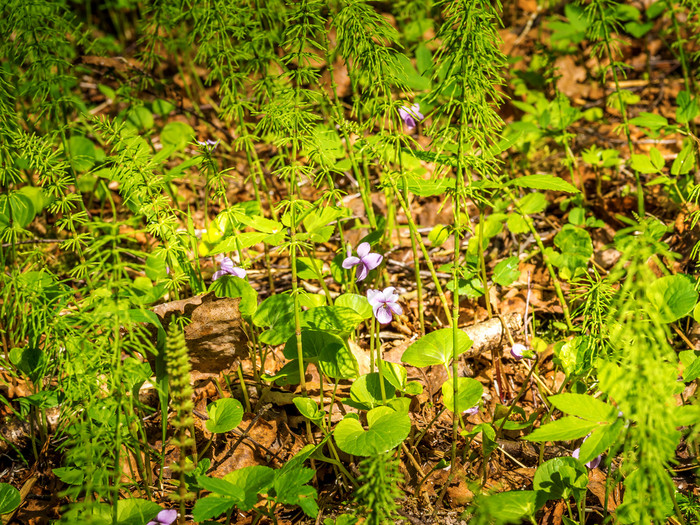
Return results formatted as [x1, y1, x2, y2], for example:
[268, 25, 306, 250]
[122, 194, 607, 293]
[153, 292, 249, 375]
[463, 313, 524, 357]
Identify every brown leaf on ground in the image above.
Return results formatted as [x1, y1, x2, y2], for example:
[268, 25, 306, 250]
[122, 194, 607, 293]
[152, 293, 249, 377]
[588, 468, 620, 511]
[556, 55, 590, 100]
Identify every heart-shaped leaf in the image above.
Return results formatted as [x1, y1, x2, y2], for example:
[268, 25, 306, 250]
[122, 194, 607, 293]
[334, 409, 411, 456]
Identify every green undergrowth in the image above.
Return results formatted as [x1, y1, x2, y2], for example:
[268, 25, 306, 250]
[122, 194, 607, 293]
[2, 0, 700, 524]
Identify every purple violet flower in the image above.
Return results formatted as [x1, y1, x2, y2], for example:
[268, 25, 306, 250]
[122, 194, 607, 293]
[197, 139, 220, 151]
[398, 103, 424, 130]
[147, 509, 178, 525]
[212, 257, 247, 281]
[342, 242, 383, 282]
[367, 287, 403, 325]
[463, 404, 479, 417]
[572, 434, 602, 469]
[510, 343, 527, 360]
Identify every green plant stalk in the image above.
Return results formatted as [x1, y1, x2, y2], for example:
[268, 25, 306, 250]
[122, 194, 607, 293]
[593, 2, 644, 216]
[303, 245, 333, 304]
[477, 208, 493, 318]
[507, 187, 573, 329]
[387, 178, 453, 324]
[111, 322, 123, 525]
[372, 317, 387, 404]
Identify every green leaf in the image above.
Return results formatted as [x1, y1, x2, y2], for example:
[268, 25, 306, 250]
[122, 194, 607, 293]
[671, 141, 695, 176]
[548, 393, 617, 422]
[533, 457, 588, 504]
[0, 483, 20, 514]
[677, 91, 699, 124]
[506, 213, 529, 234]
[524, 416, 598, 442]
[198, 476, 246, 500]
[578, 418, 623, 465]
[493, 256, 520, 287]
[629, 112, 668, 130]
[334, 293, 373, 319]
[302, 306, 364, 334]
[192, 495, 239, 522]
[284, 329, 344, 361]
[347, 372, 396, 410]
[645, 274, 698, 323]
[442, 377, 483, 414]
[482, 490, 538, 523]
[518, 192, 547, 215]
[0, 192, 35, 229]
[66, 136, 96, 172]
[334, 409, 411, 456]
[206, 398, 244, 433]
[629, 154, 659, 174]
[160, 121, 195, 150]
[222, 466, 275, 511]
[428, 224, 450, 247]
[683, 356, 700, 382]
[210, 276, 258, 317]
[115, 499, 164, 525]
[126, 105, 154, 130]
[509, 174, 579, 193]
[401, 328, 473, 368]
[152, 99, 175, 115]
[294, 398, 324, 424]
[253, 294, 295, 328]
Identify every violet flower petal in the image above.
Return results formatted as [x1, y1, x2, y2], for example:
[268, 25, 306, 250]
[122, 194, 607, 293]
[355, 263, 369, 282]
[219, 257, 235, 274]
[231, 267, 247, 279]
[375, 306, 393, 324]
[342, 256, 361, 269]
[389, 302, 403, 316]
[361, 252, 383, 270]
[157, 510, 178, 524]
[212, 270, 225, 281]
[366, 289, 381, 305]
[356, 242, 371, 258]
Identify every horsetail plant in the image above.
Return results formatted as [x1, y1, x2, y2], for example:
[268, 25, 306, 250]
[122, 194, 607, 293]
[165, 320, 196, 525]
[427, 0, 507, 480]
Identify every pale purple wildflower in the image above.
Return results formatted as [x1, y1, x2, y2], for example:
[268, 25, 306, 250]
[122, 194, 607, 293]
[398, 103, 424, 130]
[212, 257, 247, 280]
[342, 242, 383, 282]
[463, 404, 479, 416]
[367, 287, 403, 325]
[572, 434, 602, 469]
[510, 343, 527, 360]
[147, 509, 178, 525]
[197, 139, 220, 151]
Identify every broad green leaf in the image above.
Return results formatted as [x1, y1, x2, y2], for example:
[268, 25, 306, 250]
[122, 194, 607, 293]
[382, 361, 408, 392]
[152, 99, 175, 115]
[482, 490, 538, 524]
[533, 457, 588, 504]
[302, 306, 364, 334]
[0, 483, 20, 514]
[334, 293, 373, 319]
[115, 499, 164, 525]
[197, 476, 246, 500]
[524, 416, 598, 442]
[578, 418, 623, 465]
[506, 213, 529, 234]
[683, 356, 700, 382]
[334, 410, 411, 456]
[210, 276, 258, 317]
[192, 495, 239, 522]
[319, 340, 359, 380]
[347, 372, 396, 410]
[126, 105, 154, 130]
[629, 154, 659, 174]
[509, 174, 579, 193]
[548, 393, 617, 422]
[284, 329, 344, 361]
[0, 192, 35, 228]
[160, 121, 195, 150]
[646, 274, 698, 323]
[206, 398, 244, 433]
[428, 224, 450, 246]
[629, 112, 668, 130]
[66, 136, 96, 172]
[677, 91, 699, 124]
[253, 294, 295, 328]
[442, 377, 483, 414]
[493, 256, 520, 287]
[402, 328, 473, 368]
[671, 141, 695, 176]
[518, 192, 547, 215]
[222, 465, 275, 511]
[294, 398, 324, 424]
[273, 467, 318, 517]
